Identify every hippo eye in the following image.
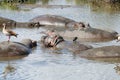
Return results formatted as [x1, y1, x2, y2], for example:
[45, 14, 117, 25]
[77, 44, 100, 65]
[30, 23, 33, 26]
[28, 23, 33, 27]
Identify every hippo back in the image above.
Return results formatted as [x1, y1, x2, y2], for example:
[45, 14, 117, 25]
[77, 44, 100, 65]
[0, 17, 16, 27]
[30, 15, 75, 26]
[56, 41, 92, 52]
[0, 41, 30, 57]
[79, 46, 120, 58]
[59, 27, 118, 42]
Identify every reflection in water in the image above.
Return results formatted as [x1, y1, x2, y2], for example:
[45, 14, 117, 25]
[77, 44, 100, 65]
[114, 64, 120, 75]
[1, 62, 16, 79]
[0, 56, 27, 79]
[0, 0, 120, 13]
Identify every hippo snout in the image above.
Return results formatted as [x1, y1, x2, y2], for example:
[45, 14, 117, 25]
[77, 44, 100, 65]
[32, 40, 37, 48]
[21, 39, 37, 48]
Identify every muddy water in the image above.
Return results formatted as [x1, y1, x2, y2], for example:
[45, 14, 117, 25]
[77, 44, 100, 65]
[0, 0, 120, 80]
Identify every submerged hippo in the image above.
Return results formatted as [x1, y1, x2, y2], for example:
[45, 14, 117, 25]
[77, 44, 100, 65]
[0, 17, 16, 27]
[40, 35, 92, 52]
[78, 46, 120, 58]
[59, 27, 118, 42]
[56, 40, 92, 52]
[0, 39, 37, 57]
[30, 15, 90, 30]
[30, 15, 118, 42]
[0, 17, 40, 28]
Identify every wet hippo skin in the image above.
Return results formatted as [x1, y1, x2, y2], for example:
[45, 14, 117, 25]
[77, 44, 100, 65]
[56, 41, 92, 52]
[0, 17, 40, 28]
[0, 39, 37, 57]
[0, 17, 16, 27]
[40, 36, 92, 52]
[30, 15, 118, 42]
[78, 46, 120, 58]
[59, 27, 118, 42]
[30, 14, 90, 29]
[30, 15, 75, 26]
[0, 15, 117, 42]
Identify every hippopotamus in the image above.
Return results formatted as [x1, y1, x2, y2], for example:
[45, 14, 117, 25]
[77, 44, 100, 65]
[40, 35, 92, 52]
[0, 39, 37, 57]
[30, 15, 90, 30]
[30, 15, 118, 42]
[55, 41, 92, 52]
[59, 27, 118, 42]
[0, 17, 40, 28]
[78, 46, 120, 58]
[0, 17, 16, 27]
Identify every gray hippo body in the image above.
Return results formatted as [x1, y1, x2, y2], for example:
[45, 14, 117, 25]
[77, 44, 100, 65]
[30, 15, 118, 42]
[78, 46, 120, 58]
[30, 15, 75, 27]
[30, 15, 89, 29]
[59, 27, 118, 42]
[40, 36, 92, 52]
[0, 17, 16, 27]
[0, 17, 40, 28]
[56, 41, 92, 52]
[1, 15, 117, 42]
[0, 39, 36, 57]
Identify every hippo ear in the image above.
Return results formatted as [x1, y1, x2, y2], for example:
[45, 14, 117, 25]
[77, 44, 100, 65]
[34, 22, 40, 28]
[86, 23, 91, 28]
[79, 22, 85, 28]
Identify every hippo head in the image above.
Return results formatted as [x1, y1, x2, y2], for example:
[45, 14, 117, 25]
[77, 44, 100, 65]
[21, 39, 37, 48]
[40, 35, 64, 47]
[1, 21, 16, 27]
[74, 22, 91, 30]
[40, 36, 52, 47]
